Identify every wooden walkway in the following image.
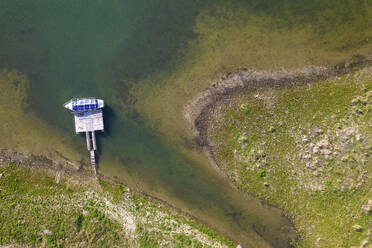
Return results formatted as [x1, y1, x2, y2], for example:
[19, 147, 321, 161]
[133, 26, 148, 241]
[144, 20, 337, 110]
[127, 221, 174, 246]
[86, 131, 97, 175]
[90, 150, 96, 175]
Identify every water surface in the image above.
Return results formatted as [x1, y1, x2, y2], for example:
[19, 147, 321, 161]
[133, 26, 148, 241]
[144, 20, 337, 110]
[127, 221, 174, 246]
[1, 1, 371, 247]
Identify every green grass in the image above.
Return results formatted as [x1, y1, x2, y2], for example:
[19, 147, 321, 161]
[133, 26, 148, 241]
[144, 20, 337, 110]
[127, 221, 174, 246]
[207, 67, 372, 247]
[0, 165, 125, 247]
[0, 163, 235, 247]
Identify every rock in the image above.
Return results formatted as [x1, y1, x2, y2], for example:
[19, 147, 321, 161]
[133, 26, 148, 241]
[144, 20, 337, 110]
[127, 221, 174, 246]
[240, 103, 247, 110]
[317, 138, 330, 149]
[353, 225, 363, 232]
[257, 149, 266, 158]
[342, 127, 357, 137]
[352, 97, 361, 105]
[361, 240, 370, 248]
[313, 171, 320, 177]
[321, 149, 332, 156]
[341, 155, 349, 162]
[315, 237, 322, 245]
[361, 200, 372, 214]
[312, 159, 321, 167]
[55, 171, 61, 184]
[353, 107, 363, 114]
[238, 135, 249, 143]
[302, 153, 312, 161]
[360, 96, 368, 105]
[366, 90, 372, 101]
[313, 146, 320, 154]
[324, 154, 332, 160]
[306, 162, 316, 170]
[310, 127, 323, 137]
[302, 135, 309, 143]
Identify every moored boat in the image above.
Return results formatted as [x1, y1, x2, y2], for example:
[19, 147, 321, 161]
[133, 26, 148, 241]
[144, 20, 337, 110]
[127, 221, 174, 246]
[63, 98, 104, 112]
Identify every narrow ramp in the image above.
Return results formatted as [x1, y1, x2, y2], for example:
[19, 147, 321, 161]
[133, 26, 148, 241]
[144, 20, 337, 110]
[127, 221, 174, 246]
[90, 150, 97, 175]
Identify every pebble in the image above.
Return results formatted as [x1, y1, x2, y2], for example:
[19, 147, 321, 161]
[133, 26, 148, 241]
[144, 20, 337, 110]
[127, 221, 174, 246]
[313, 146, 320, 154]
[312, 171, 320, 177]
[352, 98, 361, 105]
[315, 237, 322, 245]
[361, 200, 372, 214]
[353, 225, 363, 232]
[356, 134, 363, 141]
[302, 135, 309, 143]
[238, 135, 249, 143]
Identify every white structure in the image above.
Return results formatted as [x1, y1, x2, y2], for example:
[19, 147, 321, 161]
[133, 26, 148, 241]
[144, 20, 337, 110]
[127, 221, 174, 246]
[74, 110, 104, 133]
[64, 98, 104, 174]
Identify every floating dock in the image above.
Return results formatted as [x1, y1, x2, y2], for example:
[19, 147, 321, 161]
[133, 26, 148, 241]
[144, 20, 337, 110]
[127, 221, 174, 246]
[64, 98, 104, 175]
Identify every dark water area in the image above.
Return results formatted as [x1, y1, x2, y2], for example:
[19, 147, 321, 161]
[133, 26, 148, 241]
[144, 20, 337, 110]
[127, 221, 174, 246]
[3, 1, 369, 246]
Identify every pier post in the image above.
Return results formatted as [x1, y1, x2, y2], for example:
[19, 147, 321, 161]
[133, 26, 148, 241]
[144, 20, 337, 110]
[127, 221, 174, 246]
[92, 131, 97, 151]
[86, 131, 91, 151]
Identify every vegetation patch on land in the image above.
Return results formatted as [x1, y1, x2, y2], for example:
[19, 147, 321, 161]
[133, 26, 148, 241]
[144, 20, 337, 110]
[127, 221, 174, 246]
[203, 67, 372, 247]
[0, 164, 235, 248]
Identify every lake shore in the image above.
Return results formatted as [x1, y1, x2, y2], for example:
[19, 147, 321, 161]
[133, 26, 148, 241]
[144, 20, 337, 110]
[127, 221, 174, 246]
[186, 55, 372, 247]
[185, 55, 372, 141]
[0, 153, 236, 247]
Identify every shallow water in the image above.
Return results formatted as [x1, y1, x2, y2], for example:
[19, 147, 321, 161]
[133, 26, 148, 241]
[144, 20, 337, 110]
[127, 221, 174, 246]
[1, 1, 371, 247]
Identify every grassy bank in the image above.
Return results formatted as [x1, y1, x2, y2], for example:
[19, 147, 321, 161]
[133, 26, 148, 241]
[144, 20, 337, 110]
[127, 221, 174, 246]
[0, 163, 235, 248]
[205, 67, 372, 247]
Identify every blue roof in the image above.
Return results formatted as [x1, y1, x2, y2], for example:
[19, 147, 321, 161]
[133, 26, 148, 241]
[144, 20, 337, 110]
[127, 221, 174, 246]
[72, 99, 98, 111]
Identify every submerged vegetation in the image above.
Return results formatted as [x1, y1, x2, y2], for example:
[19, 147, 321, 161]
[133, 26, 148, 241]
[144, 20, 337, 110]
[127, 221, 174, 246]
[205, 67, 372, 247]
[0, 69, 84, 167]
[0, 163, 235, 247]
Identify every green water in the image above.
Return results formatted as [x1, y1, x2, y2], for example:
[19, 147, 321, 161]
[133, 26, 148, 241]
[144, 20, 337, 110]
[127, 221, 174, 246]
[1, 1, 371, 247]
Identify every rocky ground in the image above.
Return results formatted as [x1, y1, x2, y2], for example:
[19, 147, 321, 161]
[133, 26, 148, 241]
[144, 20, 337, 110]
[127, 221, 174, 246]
[0, 163, 235, 248]
[202, 67, 372, 247]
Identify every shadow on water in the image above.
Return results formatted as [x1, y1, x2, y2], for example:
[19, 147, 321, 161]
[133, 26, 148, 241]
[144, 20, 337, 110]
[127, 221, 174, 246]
[94, 104, 116, 166]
